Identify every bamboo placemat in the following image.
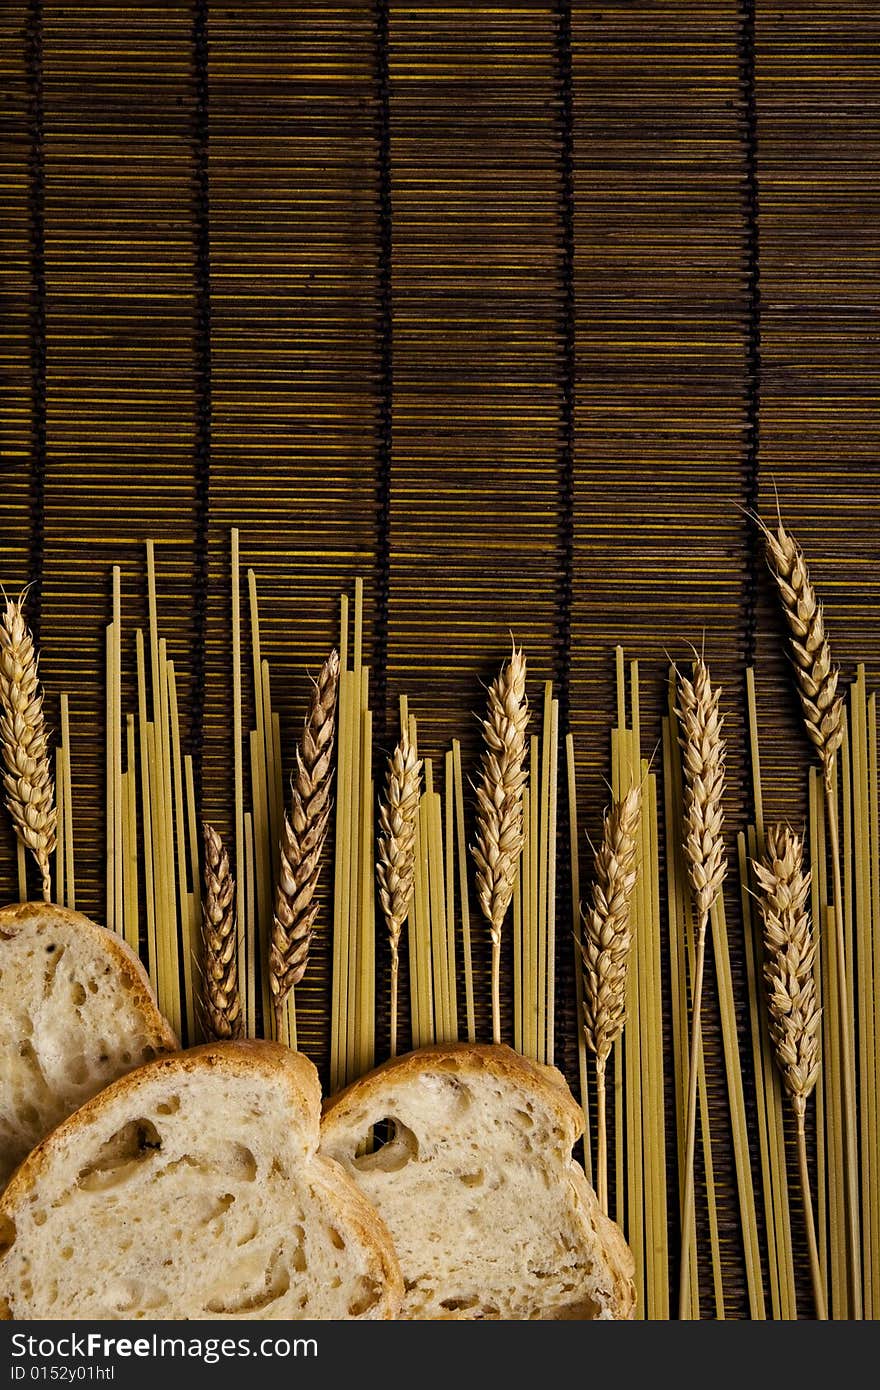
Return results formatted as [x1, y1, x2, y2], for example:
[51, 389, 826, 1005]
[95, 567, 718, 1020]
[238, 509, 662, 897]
[1, 0, 878, 1318]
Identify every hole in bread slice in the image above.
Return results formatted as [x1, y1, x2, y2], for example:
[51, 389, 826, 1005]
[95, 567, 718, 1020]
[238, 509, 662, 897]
[77, 1118, 162, 1192]
[347, 1275, 381, 1317]
[458, 1169, 484, 1188]
[204, 1245, 291, 1315]
[351, 1118, 418, 1173]
[440, 1294, 479, 1312]
[228, 1143, 257, 1182]
[546, 1294, 601, 1320]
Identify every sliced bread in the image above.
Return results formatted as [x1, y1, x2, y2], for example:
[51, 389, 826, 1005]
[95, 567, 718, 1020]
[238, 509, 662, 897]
[321, 1043, 636, 1320]
[0, 901, 177, 1186]
[0, 1040, 403, 1320]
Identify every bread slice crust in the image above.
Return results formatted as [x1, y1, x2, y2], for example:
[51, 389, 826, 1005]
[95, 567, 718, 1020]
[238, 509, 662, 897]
[0, 901, 177, 1185]
[322, 1043, 635, 1320]
[0, 1041, 403, 1320]
[325, 1042, 581, 1134]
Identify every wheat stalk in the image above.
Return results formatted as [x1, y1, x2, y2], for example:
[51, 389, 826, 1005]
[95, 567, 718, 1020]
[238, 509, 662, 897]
[678, 657, 727, 924]
[761, 522, 845, 783]
[761, 518, 844, 780]
[0, 595, 56, 901]
[754, 824, 826, 1319]
[755, 825, 822, 1108]
[675, 654, 727, 1319]
[269, 649, 339, 1040]
[759, 512, 861, 1316]
[580, 783, 641, 1215]
[200, 822, 243, 1041]
[472, 642, 529, 1044]
[377, 730, 422, 1057]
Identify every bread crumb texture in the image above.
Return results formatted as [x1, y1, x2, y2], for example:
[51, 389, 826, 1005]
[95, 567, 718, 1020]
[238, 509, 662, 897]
[321, 1045, 636, 1319]
[0, 904, 175, 1187]
[0, 1043, 401, 1319]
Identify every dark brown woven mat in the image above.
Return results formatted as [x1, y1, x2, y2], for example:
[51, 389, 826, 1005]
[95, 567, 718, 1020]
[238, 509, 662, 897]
[1, 0, 878, 1318]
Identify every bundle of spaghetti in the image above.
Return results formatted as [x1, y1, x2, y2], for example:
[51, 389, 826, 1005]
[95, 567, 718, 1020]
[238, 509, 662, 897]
[424, 756, 458, 1045]
[740, 669, 797, 1319]
[329, 581, 375, 1090]
[393, 707, 471, 1056]
[672, 659, 762, 1320]
[53, 692, 75, 910]
[514, 681, 556, 1066]
[662, 669, 722, 1319]
[244, 568, 285, 1041]
[135, 542, 202, 1045]
[667, 656, 763, 1320]
[230, 529, 246, 1033]
[566, 733, 591, 1181]
[804, 666, 880, 1318]
[848, 666, 878, 1316]
[452, 738, 476, 1043]
[606, 651, 667, 1319]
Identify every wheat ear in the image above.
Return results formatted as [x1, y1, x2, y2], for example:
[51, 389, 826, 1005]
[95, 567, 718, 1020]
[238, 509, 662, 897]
[0, 595, 56, 901]
[760, 514, 861, 1316]
[761, 519, 844, 780]
[753, 824, 826, 1319]
[580, 783, 641, 1215]
[377, 730, 422, 1058]
[201, 822, 243, 1041]
[472, 643, 528, 1044]
[269, 649, 339, 1040]
[676, 655, 727, 1319]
